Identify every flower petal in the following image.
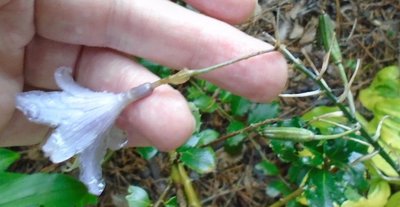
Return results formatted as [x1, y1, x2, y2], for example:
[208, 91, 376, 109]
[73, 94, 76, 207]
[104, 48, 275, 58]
[55, 67, 95, 96]
[42, 94, 126, 163]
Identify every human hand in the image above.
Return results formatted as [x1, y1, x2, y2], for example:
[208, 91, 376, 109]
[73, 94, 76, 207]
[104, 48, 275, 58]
[0, 0, 287, 150]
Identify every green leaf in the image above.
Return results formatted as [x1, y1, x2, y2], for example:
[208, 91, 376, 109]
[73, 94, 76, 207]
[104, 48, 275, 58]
[230, 96, 251, 116]
[265, 180, 292, 198]
[224, 121, 246, 155]
[178, 129, 218, 152]
[164, 196, 177, 207]
[255, 160, 279, 176]
[0, 148, 20, 171]
[247, 102, 280, 124]
[192, 95, 217, 113]
[126, 186, 152, 207]
[195, 129, 220, 146]
[387, 191, 400, 207]
[136, 147, 158, 160]
[270, 140, 298, 162]
[180, 147, 216, 174]
[304, 169, 335, 207]
[0, 172, 97, 207]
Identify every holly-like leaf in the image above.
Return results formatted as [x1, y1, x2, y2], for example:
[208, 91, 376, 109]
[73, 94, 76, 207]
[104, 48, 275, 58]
[255, 160, 279, 176]
[126, 186, 152, 207]
[0, 148, 20, 172]
[136, 147, 158, 160]
[0, 172, 97, 207]
[247, 102, 280, 124]
[305, 170, 336, 207]
[180, 147, 216, 174]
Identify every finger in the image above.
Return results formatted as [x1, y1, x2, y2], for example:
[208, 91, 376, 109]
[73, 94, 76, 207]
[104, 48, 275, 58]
[76, 47, 195, 151]
[0, 111, 49, 146]
[24, 35, 81, 89]
[36, 0, 287, 102]
[186, 0, 257, 24]
[0, 0, 34, 135]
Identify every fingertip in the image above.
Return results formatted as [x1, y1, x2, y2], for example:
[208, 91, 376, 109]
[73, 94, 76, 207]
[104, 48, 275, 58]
[186, 0, 257, 24]
[248, 51, 288, 102]
[122, 87, 195, 152]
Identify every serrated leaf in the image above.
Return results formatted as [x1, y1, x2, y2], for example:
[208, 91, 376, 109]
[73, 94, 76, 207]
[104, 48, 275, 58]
[165, 196, 177, 207]
[248, 102, 280, 124]
[180, 147, 216, 174]
[255, 160, 279, 176]
[0, 148, 20, 171]
[0, 172, 97, 207]
[265, 180, 292, 198]
[136, 147, 158, 160]
[230, 96, 251, 116]
[126, 186, 151, 207]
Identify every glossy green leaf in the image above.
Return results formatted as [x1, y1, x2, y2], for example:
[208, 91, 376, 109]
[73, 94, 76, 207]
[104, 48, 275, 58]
[0, 172, 97, 207]
[0, 148, 20, 171]
[265, 180, 292, 198]
[255, 160, 279, 176]
[305, 170, 335, 207]
[180, 147, 216, 174]
[224, 120, 246, 155]
[136, 147, 158, 160]
[164, 196, 177, 207]
[270, 140, 298, 162]
[195, 129, 220, 146]
[247, 102, 280, 124]
[126, 186, 152, 207]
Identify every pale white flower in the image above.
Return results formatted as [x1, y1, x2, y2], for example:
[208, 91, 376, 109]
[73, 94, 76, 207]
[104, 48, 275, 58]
[16, 67, 153, 195]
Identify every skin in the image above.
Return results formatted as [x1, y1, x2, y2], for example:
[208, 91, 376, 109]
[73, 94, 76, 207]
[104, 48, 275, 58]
[0, 0, 287, 151]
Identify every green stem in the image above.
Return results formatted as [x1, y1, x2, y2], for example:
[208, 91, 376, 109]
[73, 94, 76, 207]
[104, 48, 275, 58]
[268, 188, 304, 207]
[278, 45, 400, 173]
[169, 152, 202, 207]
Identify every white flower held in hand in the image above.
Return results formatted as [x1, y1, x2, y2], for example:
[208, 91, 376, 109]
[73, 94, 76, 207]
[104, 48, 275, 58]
[16, 67, 154, 195]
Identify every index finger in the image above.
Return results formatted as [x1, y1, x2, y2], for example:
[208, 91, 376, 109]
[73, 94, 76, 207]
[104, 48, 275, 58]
[36, 0, 287, 102]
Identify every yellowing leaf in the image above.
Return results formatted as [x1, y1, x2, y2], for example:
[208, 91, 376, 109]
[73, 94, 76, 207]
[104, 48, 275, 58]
[341, 181, 390, 207]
